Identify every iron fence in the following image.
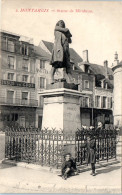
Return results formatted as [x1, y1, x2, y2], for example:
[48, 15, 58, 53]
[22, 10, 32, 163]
[75, 127, 118, 165]
[5, 127, 119, 168]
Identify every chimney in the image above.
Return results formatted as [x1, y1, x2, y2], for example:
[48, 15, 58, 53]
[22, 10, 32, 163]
[104, 60, 108, 78]
[113, 51, 119, 66]
[83, 50, 89, 63]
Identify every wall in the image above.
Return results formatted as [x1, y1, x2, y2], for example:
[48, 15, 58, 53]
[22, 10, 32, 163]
[113, 65, 122, 127]
[0, 132, 5, 160]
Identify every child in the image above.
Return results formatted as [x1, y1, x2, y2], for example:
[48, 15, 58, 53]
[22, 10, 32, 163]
[81, 135, 96, 176]
[61, 153, 78, 180]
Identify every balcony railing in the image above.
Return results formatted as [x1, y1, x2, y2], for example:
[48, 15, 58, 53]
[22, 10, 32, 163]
[0, 97, 38, 107]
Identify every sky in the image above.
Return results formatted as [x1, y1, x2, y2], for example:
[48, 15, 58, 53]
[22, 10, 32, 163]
[1, 0, 122, 67]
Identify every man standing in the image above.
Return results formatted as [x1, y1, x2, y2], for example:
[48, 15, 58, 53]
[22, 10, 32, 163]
[81, 135, 96, 176]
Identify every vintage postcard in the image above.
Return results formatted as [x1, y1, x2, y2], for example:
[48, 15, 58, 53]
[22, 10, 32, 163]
[0, 0, 122, 193]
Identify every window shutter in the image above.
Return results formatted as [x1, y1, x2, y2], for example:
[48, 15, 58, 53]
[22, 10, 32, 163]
[15, 42, 21, 54]
[107, 97, 110, 108]
[38, 77, 40, 88]
[8, 40, 15, 52]
[95, 96, 97, 107]
[30, 76, 35, 83]
[40, 96, 44, 107]
[30, 91, 35, 99]
[18, 75, 22, 82]
[16, 56, 22, 70]
[89, 97, 91, 107]
[2, 53, 8, 68]
[83, 97, 85, 107]
[111, 97, 112, 108]
[2, 37, 7, 50]
[30, 59, 35, 72]
[101, 96, 103, 108]
[3, 73, 7, 80]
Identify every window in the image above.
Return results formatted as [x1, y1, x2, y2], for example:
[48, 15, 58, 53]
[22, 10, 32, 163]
[22, 92, 28, 100]
[7, 91, 14, 104]
[40, 61, 45, 69]
[2, 37, 7, 50]
[22, 92, 28, 105]
[107, 97, 112, 109]
[22, 75, 28, 82]
[8, 73, 14, 80]
[103, 96, 107, 108]
[22, 59, 28, 71]
[19, 116, 25, 127]
[8, 56, 14, 69]
[11, 114, 18, 121]
[40, 77, 45, 88]
[22, 44, 28, 55]
[85, 97, 89, 107]
[95, 96, 100, 107]
[8, 40, 15, 52]
[82, 97, 89, 107]
[84, 80, 89, 89]
[103, 81, 107, 89]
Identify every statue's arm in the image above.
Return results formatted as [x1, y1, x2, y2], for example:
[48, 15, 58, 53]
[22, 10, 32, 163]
[55, 26, 69, 33]
[66, 30, 72, 38]
[68, 38, 72, 43]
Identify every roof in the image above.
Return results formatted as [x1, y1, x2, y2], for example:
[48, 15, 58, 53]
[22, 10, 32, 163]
[41, 40, 53, 53]
[89, 63, 113, 76]
[69, 48, 83, 65]
[89, 63, 113, 87]
[33, 46, 51, 61]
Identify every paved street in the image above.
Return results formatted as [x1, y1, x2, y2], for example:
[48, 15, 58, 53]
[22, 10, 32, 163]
[0, 162, 121, 193]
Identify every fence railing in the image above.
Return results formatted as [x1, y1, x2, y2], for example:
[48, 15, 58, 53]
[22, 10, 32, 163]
[75, 128, 118, 165]
[5, 127, 119, 168]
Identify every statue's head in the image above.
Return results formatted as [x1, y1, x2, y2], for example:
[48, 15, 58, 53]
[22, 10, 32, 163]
[56, 20, 65, 28]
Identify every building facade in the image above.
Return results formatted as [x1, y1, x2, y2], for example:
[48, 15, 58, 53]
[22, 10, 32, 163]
[0, 31, 37, 128]
[0, 30, 114, 129]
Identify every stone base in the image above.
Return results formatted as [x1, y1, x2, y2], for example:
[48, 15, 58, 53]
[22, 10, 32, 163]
[39, 88, 82, 133]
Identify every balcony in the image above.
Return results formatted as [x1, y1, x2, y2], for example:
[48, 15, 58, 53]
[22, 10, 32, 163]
[0, 97, 38, 107]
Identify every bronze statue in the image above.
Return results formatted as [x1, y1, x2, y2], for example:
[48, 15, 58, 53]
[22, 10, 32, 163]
[50, 20, 73, 84]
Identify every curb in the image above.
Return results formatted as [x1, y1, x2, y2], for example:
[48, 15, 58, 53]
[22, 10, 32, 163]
[0, 178, 121, 193]
[2, 158, 121, 175]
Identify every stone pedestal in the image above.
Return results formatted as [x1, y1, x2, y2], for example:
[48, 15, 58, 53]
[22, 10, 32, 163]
[39, 86, 82, 133]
